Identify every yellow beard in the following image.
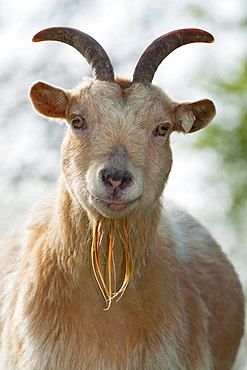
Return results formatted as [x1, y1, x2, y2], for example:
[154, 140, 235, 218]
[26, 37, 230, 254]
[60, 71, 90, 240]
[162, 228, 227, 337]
[91, 219, 132, 310]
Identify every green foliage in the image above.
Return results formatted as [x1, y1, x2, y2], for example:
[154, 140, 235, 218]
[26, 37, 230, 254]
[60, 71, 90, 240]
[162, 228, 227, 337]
[196, 52, 247, 234]
[190, 8, 247, 365]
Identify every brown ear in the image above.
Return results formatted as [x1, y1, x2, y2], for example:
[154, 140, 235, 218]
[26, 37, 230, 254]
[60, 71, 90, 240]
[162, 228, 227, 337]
[29, 82, 69, 119]
[174, 99, 216, 133]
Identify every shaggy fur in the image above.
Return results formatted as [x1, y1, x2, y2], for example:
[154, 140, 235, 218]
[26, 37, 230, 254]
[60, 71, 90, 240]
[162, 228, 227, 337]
[0, 76, 244, 369]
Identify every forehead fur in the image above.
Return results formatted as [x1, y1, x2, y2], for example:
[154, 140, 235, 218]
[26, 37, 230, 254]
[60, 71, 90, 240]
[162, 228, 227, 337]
[68, 77, 175, 123]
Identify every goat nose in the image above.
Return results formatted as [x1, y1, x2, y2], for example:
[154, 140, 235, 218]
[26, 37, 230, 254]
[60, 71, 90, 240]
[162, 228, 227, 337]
[100, 168, 133, 190]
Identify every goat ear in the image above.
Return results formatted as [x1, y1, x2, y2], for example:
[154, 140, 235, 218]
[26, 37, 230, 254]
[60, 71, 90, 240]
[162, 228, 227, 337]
[29, 82, 69, 119]
[174, 99, 216, 133]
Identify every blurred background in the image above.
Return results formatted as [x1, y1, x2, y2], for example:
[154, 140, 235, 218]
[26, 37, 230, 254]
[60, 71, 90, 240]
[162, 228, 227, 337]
[0, 0, 246, 367]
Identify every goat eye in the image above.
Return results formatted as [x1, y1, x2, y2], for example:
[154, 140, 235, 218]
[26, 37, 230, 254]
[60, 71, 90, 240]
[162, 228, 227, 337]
[156, 123, 170, 136]
[70, 115, 85, 129]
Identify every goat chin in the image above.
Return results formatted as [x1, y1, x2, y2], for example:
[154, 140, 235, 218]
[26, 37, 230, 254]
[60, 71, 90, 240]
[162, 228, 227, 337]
[0, 27, 244, 369]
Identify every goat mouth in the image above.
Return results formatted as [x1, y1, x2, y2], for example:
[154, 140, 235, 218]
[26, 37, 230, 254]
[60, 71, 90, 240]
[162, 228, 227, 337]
[97, 198, 133, 211]
[90, 195, 139, 215]
[107, 202, 128, 211]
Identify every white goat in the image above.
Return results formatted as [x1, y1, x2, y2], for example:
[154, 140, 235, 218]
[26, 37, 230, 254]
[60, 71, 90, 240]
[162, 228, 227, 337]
[0, 27, 244, 369]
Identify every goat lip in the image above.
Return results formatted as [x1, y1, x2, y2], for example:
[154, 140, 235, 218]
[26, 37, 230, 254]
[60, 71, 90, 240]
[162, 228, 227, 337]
[107, 202, 127, 212]
[97, 198, 129, 212]
[91, 194, 138, 213]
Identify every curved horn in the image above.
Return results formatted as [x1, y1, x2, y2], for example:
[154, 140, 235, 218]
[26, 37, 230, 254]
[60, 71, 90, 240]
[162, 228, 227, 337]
[132, 28, 214, 85]
[33, 27, 115, 82]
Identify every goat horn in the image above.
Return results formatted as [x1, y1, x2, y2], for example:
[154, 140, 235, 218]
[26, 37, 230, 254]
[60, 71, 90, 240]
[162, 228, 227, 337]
[132, 28, 214, 85]
[33, 27, 115, 83]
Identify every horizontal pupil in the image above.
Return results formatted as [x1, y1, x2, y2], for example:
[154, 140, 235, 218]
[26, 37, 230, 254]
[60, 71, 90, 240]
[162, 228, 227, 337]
[73, 119, 80, 124]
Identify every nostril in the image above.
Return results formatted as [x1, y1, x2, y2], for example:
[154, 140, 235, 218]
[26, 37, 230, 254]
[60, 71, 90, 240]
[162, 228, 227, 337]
[100, 168, 133, 190]
[107, 177, 122, 189]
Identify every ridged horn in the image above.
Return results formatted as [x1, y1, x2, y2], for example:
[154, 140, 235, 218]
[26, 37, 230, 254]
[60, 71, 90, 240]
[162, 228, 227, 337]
[33, 27, 115, 82]
[132, 28, 214, 85]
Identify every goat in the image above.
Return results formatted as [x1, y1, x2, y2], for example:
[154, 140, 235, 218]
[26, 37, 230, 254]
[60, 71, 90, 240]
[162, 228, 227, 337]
[0, 27, 244, 369]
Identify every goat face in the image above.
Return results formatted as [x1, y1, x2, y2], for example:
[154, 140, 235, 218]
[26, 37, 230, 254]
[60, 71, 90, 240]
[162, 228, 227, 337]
[63, 81, 174, 219]
[30, 27, 216, 219]
[30, 78, 215, 219]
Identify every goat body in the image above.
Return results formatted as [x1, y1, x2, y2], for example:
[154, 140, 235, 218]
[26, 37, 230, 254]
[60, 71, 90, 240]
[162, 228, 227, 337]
[0, 28, 244, 369]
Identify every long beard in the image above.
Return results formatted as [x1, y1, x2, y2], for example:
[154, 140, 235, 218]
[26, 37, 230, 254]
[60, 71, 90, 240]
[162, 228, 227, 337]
[91, 218, 132, 310]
